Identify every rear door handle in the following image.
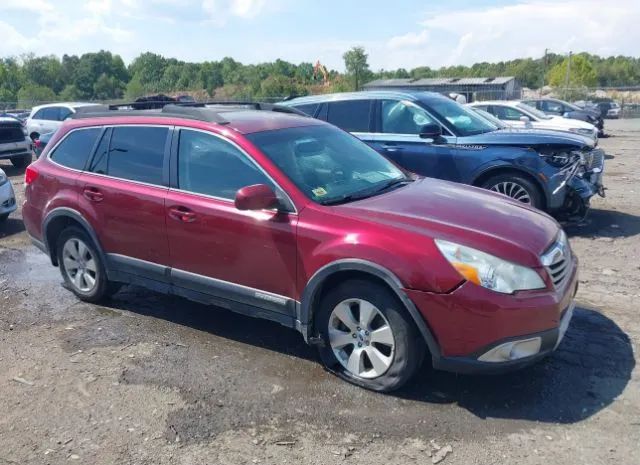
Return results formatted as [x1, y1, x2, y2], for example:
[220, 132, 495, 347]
[83, 187, 103, 202]
[169, 206, 196, 223]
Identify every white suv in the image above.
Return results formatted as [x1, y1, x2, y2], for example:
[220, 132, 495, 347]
[25, 103, 101, 141]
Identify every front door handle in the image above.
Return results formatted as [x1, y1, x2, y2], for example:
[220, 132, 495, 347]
[169, 206, 196, 223]
[83, 187, 103, 202]
[381, 144, 400, 152]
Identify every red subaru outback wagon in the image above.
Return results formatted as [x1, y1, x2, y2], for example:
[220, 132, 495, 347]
[23, 103, 577, 391]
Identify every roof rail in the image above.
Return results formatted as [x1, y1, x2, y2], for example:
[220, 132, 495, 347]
[70, 100, 308, 124]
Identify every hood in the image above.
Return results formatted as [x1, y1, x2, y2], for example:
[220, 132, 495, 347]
[548, 116, 595, 130]
[337, 178, 560, 268]
[460, 127, 593, 149]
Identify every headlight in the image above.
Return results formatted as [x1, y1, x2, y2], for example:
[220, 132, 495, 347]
[570, 127, 594, 137]
[435, 239, 546, 294]
[0, 170, 7, 186]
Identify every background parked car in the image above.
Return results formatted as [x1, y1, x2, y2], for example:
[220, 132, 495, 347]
[0, 167, 17, 222]
[468, 100, 599, 141]
[523, 98, 603, 135]
[0, 116, 33, 169]
[284, 91, 603, 220]
[34, 131, 55, 158]
[26, 102, 100, 141]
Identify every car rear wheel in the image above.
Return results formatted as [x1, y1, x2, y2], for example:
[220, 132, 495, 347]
[10, 154, 32, 169]
[56, 227, 118, 303]
[481, 174, 543, 209]
[315, 279, 424, 392]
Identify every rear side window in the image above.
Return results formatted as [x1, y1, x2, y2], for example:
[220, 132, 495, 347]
[293, 103, 319, 117]
[50, 128, 101, 170]
[327, 100, 372, 132]
[88, 126, 168, 185]
[42, 107, 61, 121]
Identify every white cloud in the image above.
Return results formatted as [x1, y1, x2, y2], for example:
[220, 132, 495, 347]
[0, 0, 54, 13]
[201, 0, 272, 25]
[382, 0, 640, 70]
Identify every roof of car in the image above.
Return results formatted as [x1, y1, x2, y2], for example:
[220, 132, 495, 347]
[31, 102, 101, 112]
[283, 90, 448, 105]
[63, 108, 324, 135]
[468, 100, 524, 107]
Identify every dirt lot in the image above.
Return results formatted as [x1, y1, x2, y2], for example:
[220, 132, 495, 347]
[1, 120, 639, 465]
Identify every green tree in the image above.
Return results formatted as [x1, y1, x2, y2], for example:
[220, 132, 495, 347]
[124, 75, 146, 100]
[58, 84, 83, 101]
[21, 54, 64, 93]
[343, 47, 371, 90]
[17, 83, 56, 107]
[547, 54, 598, 88]
[93, 73, 124, 100]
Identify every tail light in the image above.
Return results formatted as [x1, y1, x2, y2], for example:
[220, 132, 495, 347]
[25, 165, 39, 185]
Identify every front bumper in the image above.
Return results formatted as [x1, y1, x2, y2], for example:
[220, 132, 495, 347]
[0, 139, 32, 160]
[404, 255, 578, 374]
[0, 180, 17, 215]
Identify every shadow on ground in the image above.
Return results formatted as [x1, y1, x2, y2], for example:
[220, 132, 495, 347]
[0, 218, 26, 239]
[104, 286, 634, 427]
[565, 208, 640, 239]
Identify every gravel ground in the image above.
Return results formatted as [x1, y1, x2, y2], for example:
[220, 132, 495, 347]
[1, 119, 639, 465]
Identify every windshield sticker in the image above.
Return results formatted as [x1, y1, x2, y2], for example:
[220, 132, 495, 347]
[356, 171, 392, 183]
[312, 187, 328, 197]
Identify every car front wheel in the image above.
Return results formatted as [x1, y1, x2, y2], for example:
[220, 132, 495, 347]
[482, 174, 543, 209]
[315, 279, 424, 392]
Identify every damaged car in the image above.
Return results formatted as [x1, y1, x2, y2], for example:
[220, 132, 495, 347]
[283, 91, 605, 221]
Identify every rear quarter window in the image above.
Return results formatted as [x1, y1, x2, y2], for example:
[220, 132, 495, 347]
[50, 128, 101, 170]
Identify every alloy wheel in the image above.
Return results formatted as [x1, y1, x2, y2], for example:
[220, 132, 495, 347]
[328, 298, 395, 379]
[62, 238, 98, 293]
[489, 181, 532, 204]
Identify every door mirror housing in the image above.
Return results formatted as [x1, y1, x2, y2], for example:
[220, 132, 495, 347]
[235, 184, 279, 211]
[419, 123, 442, 139]
[519, 115, 531, 123]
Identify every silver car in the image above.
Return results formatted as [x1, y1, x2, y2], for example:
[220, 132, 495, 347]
[0, 168, 17, 222]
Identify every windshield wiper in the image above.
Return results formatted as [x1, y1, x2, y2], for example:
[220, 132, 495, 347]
[319, 178, 413, 206]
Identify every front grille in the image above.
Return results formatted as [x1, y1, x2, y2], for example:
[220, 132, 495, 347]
[542, 233, 572, 288]
[583, 148, 604, 171]
[0, 124, 25, 144]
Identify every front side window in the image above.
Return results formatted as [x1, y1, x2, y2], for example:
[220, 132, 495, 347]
[41, 107, 60, 121]
[293, 103, 320, 117]
[423, 97, 497, 136]
[58, 107, 73, 121]
[247, 125, 407, 205]
[177, 129, 272, 200]
[327, 100, 372, 132]
[32, 109, 46, 120]
[88, 126, 167, 185]
[516, 103, 552, 120]
[381, 100, 437, 134]
[50, 128, 101, 170]
[542, 100, 564, 113]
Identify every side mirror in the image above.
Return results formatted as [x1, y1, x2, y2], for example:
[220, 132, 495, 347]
[519, 115, 531, 123]
[419, 123, 442, 139]
[235, 184, 279, 211]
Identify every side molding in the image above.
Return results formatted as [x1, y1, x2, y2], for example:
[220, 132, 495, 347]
[298, 259, 442, 359]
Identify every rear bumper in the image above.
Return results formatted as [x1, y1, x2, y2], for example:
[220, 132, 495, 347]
[0, 181, 17, 215]
[404, 256, 578, 374]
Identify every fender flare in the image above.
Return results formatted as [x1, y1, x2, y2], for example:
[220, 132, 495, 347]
[298, 258, 442, 359]
[42, 207, 107, 267]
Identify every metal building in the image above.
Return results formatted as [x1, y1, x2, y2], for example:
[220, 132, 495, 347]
[362, 76, 522, 102]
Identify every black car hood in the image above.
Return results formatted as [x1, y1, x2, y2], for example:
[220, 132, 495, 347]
[459, 128, 593, 149]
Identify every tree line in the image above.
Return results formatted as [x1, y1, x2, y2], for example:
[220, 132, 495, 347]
[1, 48, 639, 108]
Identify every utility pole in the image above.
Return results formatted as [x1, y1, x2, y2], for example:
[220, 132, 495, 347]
[540, 48, 548, 97]
[564, 51, 572, 100]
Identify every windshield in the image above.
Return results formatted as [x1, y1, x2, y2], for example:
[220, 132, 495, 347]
[468, 107, 508, 129]
[247, 125, 408, 205]
[423, 97, 497, 136]
[517, 103, 552, 120]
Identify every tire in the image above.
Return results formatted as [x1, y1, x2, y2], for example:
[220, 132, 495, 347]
[0, 213, 9, 223]
[10, 153, 32, 169]
[481, 173, 543, 209]
[56, 226, 118, 303]
[315, 279, 424, 392]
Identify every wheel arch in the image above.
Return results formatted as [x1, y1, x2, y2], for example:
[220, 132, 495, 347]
[42, 208, 106, 267]
[472, 166, 548, 211]
[298, 259, 442, 360]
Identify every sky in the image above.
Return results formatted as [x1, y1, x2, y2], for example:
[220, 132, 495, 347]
[0, 0, 639, 71]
